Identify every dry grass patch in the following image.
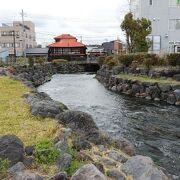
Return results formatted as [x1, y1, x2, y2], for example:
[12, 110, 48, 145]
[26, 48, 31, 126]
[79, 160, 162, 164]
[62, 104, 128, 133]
[0, 76, 58, 145]
[116, 73, 180, 85]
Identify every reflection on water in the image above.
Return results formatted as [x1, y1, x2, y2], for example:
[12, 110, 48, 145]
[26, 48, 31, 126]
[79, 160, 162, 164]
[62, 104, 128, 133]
[38, 74, 180, 176]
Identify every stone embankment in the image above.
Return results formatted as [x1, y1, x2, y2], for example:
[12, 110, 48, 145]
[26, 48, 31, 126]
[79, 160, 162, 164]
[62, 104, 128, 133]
[0, 63, 84, 87]
[0, 65, 175, 179]
[97, 66, 180, 106]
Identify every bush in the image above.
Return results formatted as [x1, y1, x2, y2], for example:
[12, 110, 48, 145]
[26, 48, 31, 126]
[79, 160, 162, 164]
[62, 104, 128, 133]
[34, 138, 60, 164]
[103, 55, 118, 69]
[167, 54, 180, 67]
[52, 59, 68, 64]
[35, 57, 46, 65]
[0, 159, 9, 179]
[118, 54, 134, 67]
[143, 58, 154, 69]
[97, 55, 106, 66]
[28, 57, 34, 67]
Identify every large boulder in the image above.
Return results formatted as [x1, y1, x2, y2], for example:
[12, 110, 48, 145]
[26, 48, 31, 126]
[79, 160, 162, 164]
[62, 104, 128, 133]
[122, 155, 168, 180]
[55, 111, 98, 135]
[30, 100, 65, 118]
[113, 138, 135, 156]
[23, 92, 68, 118]
[0, 135, 24, 166]
[71, 164, 107, 180]
[13, 171, 44, 180]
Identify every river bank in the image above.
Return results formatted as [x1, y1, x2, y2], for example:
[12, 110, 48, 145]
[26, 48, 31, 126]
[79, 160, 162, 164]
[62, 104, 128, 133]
[0, 65, 177, 179]
[97, 66, 180, 106]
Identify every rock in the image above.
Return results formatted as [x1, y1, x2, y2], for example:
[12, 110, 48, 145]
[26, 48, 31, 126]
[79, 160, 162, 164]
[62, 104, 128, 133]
[55, 111, 98, 135]
[154, 98, 160, 101]
[122, 155, 168, 180]
[174, 89, 180, 101]
[106, 169, 125, 180]
[108, 150, 128, 163]
[0, 135, 24, 166]
[77, 151, 94, 162]
[145, 96, 152, 100]
[173, 74, 180, 81]
[25, 146, 34, 156]
[71, 164, 107, 180]
[113, 138, 135, 156]
[56, 153, 72, 171]
[30, 100, 65, 118]
[131, 84, 141, 95]
[55, 139, 68, 152]
[13, 171, 44, 180]
[158, 84, 171, 92]
[146, 86, 161, 99]
[8, 162, 25, 175]
[49, 172, 67, 180]
[93, 162, 105, 174]
[72, 137, 92, 151]
[167, 94, 176, 105]
[84, 131, 111, 145]
[111, 86, 117, 92]
[175, 101, 180, 106]
[100, 157, 117, 166]
[23, 157, 34, 167]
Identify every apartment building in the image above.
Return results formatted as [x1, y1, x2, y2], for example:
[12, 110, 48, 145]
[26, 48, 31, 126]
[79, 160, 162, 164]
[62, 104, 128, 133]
[130, 0, 180, 53]
[0, 21, 37, 56]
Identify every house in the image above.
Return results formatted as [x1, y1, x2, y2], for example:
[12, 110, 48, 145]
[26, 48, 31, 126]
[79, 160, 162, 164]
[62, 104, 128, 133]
[130, 0, 180, 53]
[0, 48, 9, 62]
[26, 48, 48, 58]
[0, 21, 37, 56]
[102, 40, 124, 55]
[48, 34, 87, 61]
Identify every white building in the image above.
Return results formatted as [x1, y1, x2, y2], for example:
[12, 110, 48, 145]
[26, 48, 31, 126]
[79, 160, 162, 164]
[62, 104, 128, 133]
[0, 21, 37, 56]
[130, 0, 180, 53]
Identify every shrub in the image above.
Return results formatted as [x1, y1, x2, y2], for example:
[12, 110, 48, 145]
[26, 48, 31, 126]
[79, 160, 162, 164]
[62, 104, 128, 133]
[35, 57, 46, 65]
[143, 57, 154, 69]
[118, 54, 134, 67]
[97, 55, 106, 66]
[103, 55, 118, 69]
[167, 53, 180, 66]
[0, 159, 9, 179]
[34, 138, 60, 164]
[28, 57, 34, 67]
[52, 59, 68, 64]
[16, 57, 28, 66]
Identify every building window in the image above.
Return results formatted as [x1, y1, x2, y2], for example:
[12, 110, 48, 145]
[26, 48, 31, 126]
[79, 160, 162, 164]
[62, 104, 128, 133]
[149, 0, 152, 5]
[169, 19, 180, 30]
[148, 35, 161, 51]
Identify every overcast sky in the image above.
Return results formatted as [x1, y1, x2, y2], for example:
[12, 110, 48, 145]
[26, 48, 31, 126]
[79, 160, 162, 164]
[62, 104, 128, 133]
[0, 0, 129, 46]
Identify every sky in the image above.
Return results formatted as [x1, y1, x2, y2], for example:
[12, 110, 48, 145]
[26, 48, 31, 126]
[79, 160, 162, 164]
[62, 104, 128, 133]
[0, 0, 129, 46]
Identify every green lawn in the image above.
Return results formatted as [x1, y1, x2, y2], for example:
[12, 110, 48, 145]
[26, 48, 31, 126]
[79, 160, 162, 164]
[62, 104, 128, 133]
[116, 73, 180, 85]
[0, 76, 58, 146]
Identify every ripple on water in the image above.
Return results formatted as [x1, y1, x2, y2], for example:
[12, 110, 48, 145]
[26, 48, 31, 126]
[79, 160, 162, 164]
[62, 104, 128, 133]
[38, 74, 180, 176]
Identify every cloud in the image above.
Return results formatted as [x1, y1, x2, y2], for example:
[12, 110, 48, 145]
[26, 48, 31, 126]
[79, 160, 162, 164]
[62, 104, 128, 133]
[0, 0, 128, 45]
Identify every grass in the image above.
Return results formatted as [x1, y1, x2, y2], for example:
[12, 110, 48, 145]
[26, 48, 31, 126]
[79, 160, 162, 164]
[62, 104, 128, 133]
[0, 159, 9, 179]
[116, 73, 180, 85]
[0, 76, 58, 145]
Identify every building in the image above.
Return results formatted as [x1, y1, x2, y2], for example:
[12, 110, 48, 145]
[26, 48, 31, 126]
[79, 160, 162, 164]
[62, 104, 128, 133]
[130, 0, 180, 53]
[102, 40, 124, 55]
[0, 21, 37, 56]
[0, 48, 8, 62]
[48, 34, 87, 61]
[26, 48, 48, 58]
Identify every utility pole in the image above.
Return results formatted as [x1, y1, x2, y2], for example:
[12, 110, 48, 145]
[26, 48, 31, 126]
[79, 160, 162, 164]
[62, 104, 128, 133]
[80, 35, 82, 43]
[12, 30, 16, 63]
[20, 9, 26, 57]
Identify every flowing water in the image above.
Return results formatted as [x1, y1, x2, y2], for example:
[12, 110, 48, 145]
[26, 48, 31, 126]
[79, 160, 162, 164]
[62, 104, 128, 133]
[38, 74, 180, 176]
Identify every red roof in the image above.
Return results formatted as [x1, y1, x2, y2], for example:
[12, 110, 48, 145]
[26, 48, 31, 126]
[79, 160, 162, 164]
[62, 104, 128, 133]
[48, 34, 86, 48]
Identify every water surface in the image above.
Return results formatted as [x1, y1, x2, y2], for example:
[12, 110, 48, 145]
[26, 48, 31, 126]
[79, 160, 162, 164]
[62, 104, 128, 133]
[38, 74, 180, 176]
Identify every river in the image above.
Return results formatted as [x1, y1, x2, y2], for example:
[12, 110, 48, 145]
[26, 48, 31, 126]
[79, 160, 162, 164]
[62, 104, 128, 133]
[38, 74, 180, 176]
